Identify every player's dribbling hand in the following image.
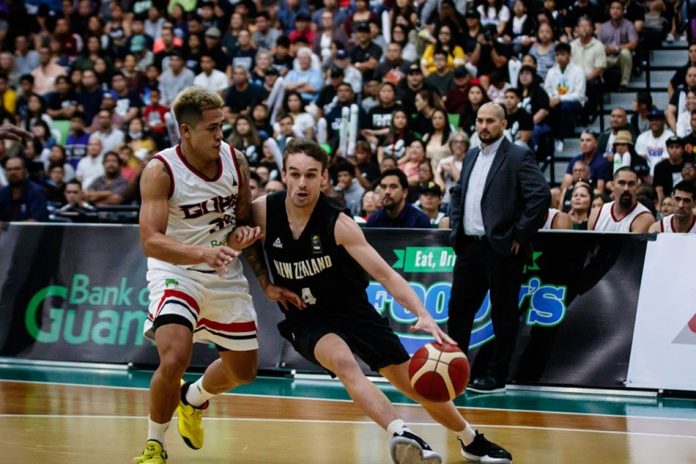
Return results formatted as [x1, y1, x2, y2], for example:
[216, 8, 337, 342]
[204, 246, 240, 276]
[229, 225, 264, 250]
[410, 313, 457, 346]
[264, 284, 306, 311]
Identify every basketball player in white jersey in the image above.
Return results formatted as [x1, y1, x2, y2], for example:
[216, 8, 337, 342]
[589, 167, 655, 232]
[649, 181, 696, 233]
[135, 87, 301, 464]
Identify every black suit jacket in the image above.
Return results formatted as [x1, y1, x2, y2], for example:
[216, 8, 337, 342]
[449, 137, 550, 257]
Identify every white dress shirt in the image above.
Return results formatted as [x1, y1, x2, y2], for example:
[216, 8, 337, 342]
[463, 136, 504, 236]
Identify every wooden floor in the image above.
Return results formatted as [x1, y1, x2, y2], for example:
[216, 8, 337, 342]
[2, 381, 696, 463]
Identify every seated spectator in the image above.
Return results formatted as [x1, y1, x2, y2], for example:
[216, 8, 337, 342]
[649, 181, 696, 233]
[117, 145, 141, 182]
[544, 42, 585, 151]
[598, 1, 638, 91]
[458, 84, 490, 136]
[224, 66, 264, 118]
[349, 22, 382, 79]
[193, 54, 229, 95]
[565, 0, 604, 37]
[653, 136, 695, 205]
[608, 130, 650, 181]
[0, 156, 48, 222]
[435, 131, 468, 205]
[31, 46, 67, 97]
[353, 140, 381, 188]
[227, 116, 263, 165]
[486, 69, 511, 105]
[142, 88, 169, 146]
[284, 47, 323, 103]
[332, 49, 363, 95]
[568, 181, 594, 230]
[409, 89, 438, 137]
[529, 23, 556, 81]
[92, 109, 125, 155]
[477, 0, 511, 35]
[631, 91, 655, 135]
[126, 118, 157, 161]
[109, 72, 143, 125]
[635, 109, 674, 176]
[379, 109, 414, 162]
[397, 140, 428, 186]
[314, 11, 349, 64]
[158, 51, 195, 106]
[84, 151, 128, 206]
[445, 66, 472, 115]
[376, 42, 411, 87]
[45, 75, 77, 121]
[563, 131, 611, 193]
[390, 24, 418, 64]
[44, 163, 67, 206]
[343, 0, 375, 36]
[423, 109, 453, 169]
[362, 82, 401, 147]
[289, 12, 315, 48]
[421, 25, 467, 77]
[46, 145, 76, 181]
[54, 179, 96, 221]
[76, 135, 105, 189]
[598, 107, 636, 159]
[588, 167, 654, 232]
[502, 88, 533, 147]
[333, 160, 365, 217]
[281, 90, 315, 139]
[20, 93, 53, 133]
[359, 189, 379, 221]
[676, 90, 696, 137]
[416, 181, 447, 227]
[253, 12, 282, 52]
[502, 0, 535, 57]
[366, 168, 431, 228]
[424, 50, 455, 97]
[232, 30, 258, 72]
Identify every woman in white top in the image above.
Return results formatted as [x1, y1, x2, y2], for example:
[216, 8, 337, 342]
[676, 89, 696, 137]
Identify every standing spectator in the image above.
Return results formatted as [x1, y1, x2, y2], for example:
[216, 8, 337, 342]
[284, 48, 323, 103]
[653, 136, 694, 205]
[84, 151, 128, 205]
[349, 22, 382, 79]
[92, 109, 125, 155]
[76, 136, 105, 190]
[589, 167, 654, 232]
[31, 46, 66, 97]
[598, 0, 639, 91]
[447, 102, 549, 393]
[544, 42, 586, 152]
[571, 16, 606, 122]
[194, 54, 229, 95]
[668, 43, 696, 96]
[225, 66, 264, 118]
[0, 157, 48, 222]
[635, 109, 674, 176]
[158, 52, 195, 106]
[333, 160, 365, 217]
[366, 168, 431, 228]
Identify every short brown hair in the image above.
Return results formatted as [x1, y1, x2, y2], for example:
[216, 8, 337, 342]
[283, 138, 329, 171]
[172, 86, 224, 129]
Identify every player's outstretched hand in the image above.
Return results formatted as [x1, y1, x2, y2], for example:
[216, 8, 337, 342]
[264, 284, 306, 311]
[229, 225, 263, 250]
[409, 313, 457, 346]
[203, 246, 240, 276]
[0, 124, 32, 143]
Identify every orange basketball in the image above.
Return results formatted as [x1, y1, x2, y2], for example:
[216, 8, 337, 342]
[408, 342, 470, 402]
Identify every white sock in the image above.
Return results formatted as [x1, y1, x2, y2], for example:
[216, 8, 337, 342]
[457, 423, 477, 446]
[387, 419, 411, 436]
[185, 377, 215, 407]
[147, 417, 170, 445]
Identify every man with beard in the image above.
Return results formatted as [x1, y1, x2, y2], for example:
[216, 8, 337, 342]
[376, 42, 411, 86]
[396, 64, 436, 116]
[447, 102, 549, 394]
[366, 168, 430, 228]
[84, 151, 129, 205]
[589, 166, 654, 232]
[649, 181, 696, 233]
[0, 156, 48, 222]
[654, 136, 694, 204]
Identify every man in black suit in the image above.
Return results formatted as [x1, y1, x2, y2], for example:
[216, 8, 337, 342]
[448, 102, 550, 393]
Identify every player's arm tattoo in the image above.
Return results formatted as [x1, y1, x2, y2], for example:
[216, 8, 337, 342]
[243, 241, 272, 290]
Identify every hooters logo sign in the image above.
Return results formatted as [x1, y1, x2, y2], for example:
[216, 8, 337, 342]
[673, 312, 696, 345]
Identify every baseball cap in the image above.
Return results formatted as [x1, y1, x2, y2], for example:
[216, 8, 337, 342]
[453, 66, 469, 78]
[648, 108, 665, 120]
[465, 9, 481, 19]
[407, 63, 422, 74]
[265, 66, 280, 77]
[666, 135, 684, 146]
[355, 22, 370, 33]
[205, 27, 221, 38]
[419, 181, 442, 196]
[335, 49, 349, 60]
[330, 65, 344, 77]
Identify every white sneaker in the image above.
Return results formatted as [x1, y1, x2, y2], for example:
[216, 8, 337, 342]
[666, 33, 675, 43]
[554, 140, 564, 153]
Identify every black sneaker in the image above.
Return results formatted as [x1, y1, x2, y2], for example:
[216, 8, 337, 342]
[467, 377, 506, 394]
[389, 430, 442, 464]
[460, 431, 512, 463]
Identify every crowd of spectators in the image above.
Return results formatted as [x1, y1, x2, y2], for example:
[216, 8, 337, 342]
[0, 0, 693, 232]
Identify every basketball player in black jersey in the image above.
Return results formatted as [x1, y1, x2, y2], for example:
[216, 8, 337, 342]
[246, 139, 513, 464]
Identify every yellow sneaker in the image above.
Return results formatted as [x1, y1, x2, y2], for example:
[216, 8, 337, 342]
[177, 380, 208, 450]
[133, 440, 167, 463]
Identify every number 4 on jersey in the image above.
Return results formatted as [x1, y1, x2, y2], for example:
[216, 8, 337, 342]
[301, 287, 317, 305]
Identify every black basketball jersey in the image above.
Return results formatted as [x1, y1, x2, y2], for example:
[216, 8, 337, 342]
[264, 192, 372, 321]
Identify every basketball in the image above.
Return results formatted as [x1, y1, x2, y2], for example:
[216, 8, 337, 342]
[408, 342, 470, 402]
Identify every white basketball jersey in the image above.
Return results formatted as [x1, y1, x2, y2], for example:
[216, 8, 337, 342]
[659, 214, 696, 234]
[592, 201, 651, 232]
[542, 208, 560, 230]
[148, 142, 243, 273]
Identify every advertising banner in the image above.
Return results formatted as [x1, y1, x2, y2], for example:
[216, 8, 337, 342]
[0, 224, 649, 389]
[627, 234, 696, 391]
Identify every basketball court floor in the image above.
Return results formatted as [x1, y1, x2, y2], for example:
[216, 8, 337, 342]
[2, 360, 696, 463]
